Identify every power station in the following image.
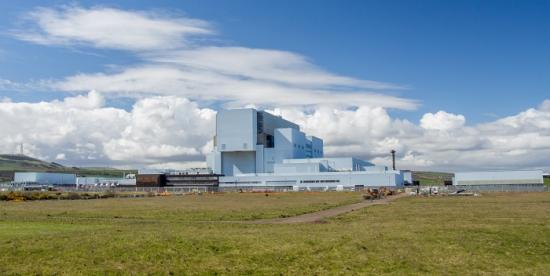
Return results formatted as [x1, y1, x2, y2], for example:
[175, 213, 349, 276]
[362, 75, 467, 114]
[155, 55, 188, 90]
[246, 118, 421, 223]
[207, 108, 408, 190]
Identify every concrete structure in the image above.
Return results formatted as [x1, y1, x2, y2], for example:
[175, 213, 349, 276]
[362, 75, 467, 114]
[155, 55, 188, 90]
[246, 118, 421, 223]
[13, 172, 76, 186]
[207, 109, 323, 176]
[220, 169, 404, 191]
[76, 176, 136, 187]
[453, 170, 544, 191]
[207, 109, 407, 189]
[136, 169, 220, 191]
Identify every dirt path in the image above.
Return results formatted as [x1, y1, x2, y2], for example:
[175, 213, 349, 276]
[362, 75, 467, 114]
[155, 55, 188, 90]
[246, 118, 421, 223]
[248, 193, 408, 224]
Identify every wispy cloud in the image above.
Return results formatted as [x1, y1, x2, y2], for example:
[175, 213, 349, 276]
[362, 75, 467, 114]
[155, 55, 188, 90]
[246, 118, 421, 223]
[12, 5, 417, 110]
[12, 5, 213, 51]
[0, 78, 52, 92]
[53, 53, 418, 110]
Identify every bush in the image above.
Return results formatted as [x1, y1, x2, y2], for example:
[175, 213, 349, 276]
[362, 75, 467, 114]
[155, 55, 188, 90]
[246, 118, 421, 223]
[101, 191, 116, 198]
[66, 192, 82, 200]
[6, 191, 26, 201]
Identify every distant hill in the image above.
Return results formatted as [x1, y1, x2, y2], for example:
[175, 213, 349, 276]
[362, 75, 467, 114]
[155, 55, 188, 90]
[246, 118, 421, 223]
[0, 154, 136, 181]
[0, 154, 66, 171]
[412, 171, 454, 186]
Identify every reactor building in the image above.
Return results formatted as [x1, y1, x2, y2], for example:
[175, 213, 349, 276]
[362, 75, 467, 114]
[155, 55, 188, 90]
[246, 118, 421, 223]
[207, 108, 407, 190]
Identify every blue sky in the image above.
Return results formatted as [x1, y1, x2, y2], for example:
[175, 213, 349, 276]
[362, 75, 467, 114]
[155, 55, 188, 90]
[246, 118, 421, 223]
[0, 1, 549, 171]
[1, 0, 549, 123]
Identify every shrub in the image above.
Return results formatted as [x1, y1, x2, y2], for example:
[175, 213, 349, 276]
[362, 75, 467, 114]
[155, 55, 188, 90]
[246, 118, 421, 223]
[101, 191, 116, 198]
[67, 192, 82, 200]
[6, 191, 25, 201]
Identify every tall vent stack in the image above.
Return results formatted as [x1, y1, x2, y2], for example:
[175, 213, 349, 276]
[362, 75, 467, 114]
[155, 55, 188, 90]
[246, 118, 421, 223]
[391, 150, 396, 170]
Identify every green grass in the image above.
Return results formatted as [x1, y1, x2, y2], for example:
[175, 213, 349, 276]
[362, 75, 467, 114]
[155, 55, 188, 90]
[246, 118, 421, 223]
[0, 192, 549, 274]
[0, 154, 64, 171]
[0, 192, 362, 221]
[413, 171, 454, 185]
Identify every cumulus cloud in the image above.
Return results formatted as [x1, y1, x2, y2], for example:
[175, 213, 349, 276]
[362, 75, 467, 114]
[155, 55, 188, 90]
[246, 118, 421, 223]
[0, 92, 215, 168]
[420, 111, 466, 130]
[12, 6, 212, 51]
[273, 101, 550, 171]
[0, 93, 549, 171]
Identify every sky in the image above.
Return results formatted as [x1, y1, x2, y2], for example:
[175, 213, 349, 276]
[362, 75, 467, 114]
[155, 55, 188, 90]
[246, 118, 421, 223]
[0, 0, 548, 172]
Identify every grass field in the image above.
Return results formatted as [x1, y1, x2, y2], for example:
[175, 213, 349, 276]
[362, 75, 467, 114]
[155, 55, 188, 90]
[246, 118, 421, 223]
[413, 171, 454, 185]
[0, 192, 549, 274]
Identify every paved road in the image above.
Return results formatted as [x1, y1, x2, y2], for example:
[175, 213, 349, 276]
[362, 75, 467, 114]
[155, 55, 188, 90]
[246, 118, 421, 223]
[248, 193, 408, 224]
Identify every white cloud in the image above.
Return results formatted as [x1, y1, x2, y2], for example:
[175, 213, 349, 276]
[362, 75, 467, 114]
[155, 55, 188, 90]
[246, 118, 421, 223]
[62, 90, 104, 109]
[0, 78, 50, 92]
[420, 111, 466, 130]
[0, 94, 549, 171]
[12, 6, 416, 110]
[273, 102, 550, 171]
[13, 6, 212, 51]
[0, 92, 215, 168]
[102, 96, 216, 162]
[55, 153, 66, 160]
[149, 47, 405, 90]
[53, 62, 417, 110]
[5, 5, 550, 172]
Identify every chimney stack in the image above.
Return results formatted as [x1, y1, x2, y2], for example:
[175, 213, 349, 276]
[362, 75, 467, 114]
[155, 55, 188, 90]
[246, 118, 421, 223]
[391, 150, 396, 170]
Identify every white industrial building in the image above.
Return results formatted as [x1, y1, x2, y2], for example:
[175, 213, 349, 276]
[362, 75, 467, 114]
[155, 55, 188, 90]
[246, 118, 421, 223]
[207, 108, 407, 190]
[76, 175, 136, 187]
[13, 172, 76, 186]
[453, 170, 545, 191]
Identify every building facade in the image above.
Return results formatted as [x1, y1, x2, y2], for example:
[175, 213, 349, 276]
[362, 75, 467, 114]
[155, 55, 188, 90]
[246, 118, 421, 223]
[207, 109, 407, 189]
[207, 109, 323, 175]
[453, 170, 545, 191]
[13, 172, 76, 186]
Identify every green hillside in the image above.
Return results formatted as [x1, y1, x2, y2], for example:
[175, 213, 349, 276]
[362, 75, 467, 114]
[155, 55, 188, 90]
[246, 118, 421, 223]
[0, 154, 65, 171]
[412, 171, 454, 186]
[0, 154, 135, 181]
